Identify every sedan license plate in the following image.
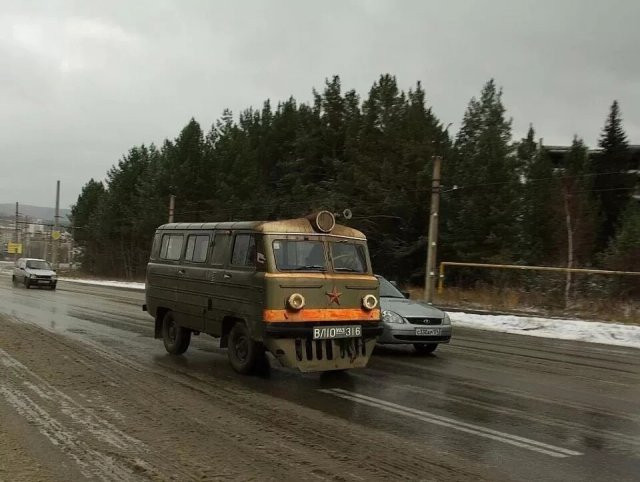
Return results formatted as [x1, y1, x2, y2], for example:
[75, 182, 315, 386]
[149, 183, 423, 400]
[415, 327, 440, 336]
[38, 280, 50, 284]
[313, 325, 361, 340]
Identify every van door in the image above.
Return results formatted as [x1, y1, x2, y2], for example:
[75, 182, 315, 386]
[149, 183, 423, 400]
[204, 231, 231, 335]
[223, 233, 262, 328]
[148, 232, 184, 314]
[175, 232, 211, 332]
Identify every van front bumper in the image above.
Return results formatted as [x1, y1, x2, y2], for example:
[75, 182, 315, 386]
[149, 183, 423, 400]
[263, 321, 383, 372]
[264, 322, 384, 338]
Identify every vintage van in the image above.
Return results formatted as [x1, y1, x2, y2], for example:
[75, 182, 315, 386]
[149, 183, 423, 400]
[144, 211, 382, 374]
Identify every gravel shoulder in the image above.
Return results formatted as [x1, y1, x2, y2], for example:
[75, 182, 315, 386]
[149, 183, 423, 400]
[0, 314, 497, 481]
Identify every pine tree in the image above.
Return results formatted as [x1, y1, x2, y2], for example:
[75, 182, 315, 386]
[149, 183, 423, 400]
[445, 79, 520, 263]
[594, 100, 633, 250]
[603, 200, 640, 296]
[558, 137, 599, 266]
[520, 133, 561, 264]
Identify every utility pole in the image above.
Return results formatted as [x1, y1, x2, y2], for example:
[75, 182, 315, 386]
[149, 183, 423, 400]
[424, 156, 442, 303]
[52, 180, 61, 268]
[168, 194, 176, 223]
[14, 202, 19, 261]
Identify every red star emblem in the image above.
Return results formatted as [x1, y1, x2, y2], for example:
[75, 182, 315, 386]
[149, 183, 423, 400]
[326, 286, 342, 305]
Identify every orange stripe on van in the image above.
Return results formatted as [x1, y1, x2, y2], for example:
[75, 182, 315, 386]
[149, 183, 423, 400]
[263, 308, 380, 323]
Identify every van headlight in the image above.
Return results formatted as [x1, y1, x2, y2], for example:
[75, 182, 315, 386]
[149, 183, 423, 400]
[362, 294, 378, 310]
[382, 310, 405, 325]
[443, 312, 451, 325]
[287, 293, 305, 310]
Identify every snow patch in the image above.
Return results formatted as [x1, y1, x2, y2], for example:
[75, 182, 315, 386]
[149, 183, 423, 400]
[60, 278, 145, 290]
[450, 312, 640, 349]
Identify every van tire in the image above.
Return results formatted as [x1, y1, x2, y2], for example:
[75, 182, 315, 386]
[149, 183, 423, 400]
[24, 278, 30, 289]
[414, 343, 438, 355]
[162, 311, 191, 355]
[227, 322, 264, 374]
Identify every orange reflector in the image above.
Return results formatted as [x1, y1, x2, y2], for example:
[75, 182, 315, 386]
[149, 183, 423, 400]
[263, 308, 380, 323]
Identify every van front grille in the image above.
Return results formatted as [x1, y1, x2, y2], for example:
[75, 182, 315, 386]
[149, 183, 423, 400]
[295, 337, 366, 362]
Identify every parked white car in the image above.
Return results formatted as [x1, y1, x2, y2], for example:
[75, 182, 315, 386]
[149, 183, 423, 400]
[12, 258, 57, 290]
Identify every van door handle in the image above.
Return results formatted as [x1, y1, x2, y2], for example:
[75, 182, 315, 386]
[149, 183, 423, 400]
[178, 269, 186, 275]
[223, 273, 232, 279]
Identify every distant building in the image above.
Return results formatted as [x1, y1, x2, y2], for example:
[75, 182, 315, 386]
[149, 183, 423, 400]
[545, 144, 640, 200]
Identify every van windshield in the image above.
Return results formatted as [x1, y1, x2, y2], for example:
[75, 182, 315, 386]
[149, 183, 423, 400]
[272, 240, 327, 271]
[330, 241, 368, 273]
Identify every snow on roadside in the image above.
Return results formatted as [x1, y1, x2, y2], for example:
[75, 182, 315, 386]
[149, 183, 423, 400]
[450, 311, 640, 349]
[59, 278, 145, 290]
[12, 273, 639, 349]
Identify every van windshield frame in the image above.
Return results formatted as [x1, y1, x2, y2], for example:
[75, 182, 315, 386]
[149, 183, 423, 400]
[271, 237, 370, 274]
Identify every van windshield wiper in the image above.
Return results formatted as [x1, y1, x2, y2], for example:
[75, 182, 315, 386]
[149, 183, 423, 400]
[333, 267, 359, 272]
[293, 265, 326, 271]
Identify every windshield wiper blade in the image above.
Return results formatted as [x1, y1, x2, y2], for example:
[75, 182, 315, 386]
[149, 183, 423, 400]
[334, 267, 359, 272]
[293, 265, 326, 271]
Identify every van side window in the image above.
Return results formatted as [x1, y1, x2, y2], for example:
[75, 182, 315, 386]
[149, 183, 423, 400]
[151, 233, 162, 259]
[231, 234, 256, 268]
[185, 235, 209, 263]
[211, 233, 230, 266]
[160, 234, 184, 260]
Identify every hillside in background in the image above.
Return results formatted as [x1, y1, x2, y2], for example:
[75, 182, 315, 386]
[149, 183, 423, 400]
[0, 203, 71, 223]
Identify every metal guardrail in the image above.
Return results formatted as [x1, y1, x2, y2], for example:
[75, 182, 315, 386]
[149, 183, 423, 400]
[437, 261, 640, 294]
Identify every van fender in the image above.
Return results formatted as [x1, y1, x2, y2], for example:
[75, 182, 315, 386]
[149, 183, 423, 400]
[220, 316, 262, 348]
[155, 308, 169, 339]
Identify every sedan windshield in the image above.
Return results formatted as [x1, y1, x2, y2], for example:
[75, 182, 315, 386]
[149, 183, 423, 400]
[26, 260, 51, 270]
[273, 240, 327, 271]
[378, 276, 405, 298]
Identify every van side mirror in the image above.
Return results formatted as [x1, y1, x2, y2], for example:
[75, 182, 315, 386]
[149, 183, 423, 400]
[401, 291, 410, 299]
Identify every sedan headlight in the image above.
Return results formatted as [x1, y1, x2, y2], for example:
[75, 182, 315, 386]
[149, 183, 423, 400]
[443, 312, 451, 325]
[382, 310, 405, 325]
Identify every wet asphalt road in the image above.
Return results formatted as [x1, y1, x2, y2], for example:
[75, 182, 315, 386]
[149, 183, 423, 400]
[0, 277, 639, 481]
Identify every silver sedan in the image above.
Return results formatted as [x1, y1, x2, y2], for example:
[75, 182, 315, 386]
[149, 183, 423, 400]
[376, 275, 452, 354]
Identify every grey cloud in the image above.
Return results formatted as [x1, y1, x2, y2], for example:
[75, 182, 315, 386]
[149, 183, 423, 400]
[0, 0, 638, 208]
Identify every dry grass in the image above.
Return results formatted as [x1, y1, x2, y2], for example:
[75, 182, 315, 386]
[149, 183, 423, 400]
[407, 286, 640, 325]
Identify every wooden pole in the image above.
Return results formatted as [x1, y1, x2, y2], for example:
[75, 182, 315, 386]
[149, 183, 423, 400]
[424, 156, 442, 303]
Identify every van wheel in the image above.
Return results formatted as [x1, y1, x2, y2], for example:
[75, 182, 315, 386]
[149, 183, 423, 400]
[162, 311, 191, 355]
[24, 278, 30, 289]
[228, 322, 264, 374]
[414, 343, 438, 355]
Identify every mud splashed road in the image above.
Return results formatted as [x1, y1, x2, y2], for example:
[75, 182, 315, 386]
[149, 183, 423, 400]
[0, 279, 639, 481]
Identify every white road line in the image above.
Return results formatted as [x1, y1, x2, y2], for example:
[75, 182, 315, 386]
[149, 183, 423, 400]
[320, 388, 582, 458]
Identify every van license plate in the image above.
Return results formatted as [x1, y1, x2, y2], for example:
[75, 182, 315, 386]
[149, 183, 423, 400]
[313, 325, 361, 340]
[416, 328, 440, 336]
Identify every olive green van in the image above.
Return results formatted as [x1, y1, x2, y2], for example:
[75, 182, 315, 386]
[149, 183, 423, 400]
[144, 211, 382, 374]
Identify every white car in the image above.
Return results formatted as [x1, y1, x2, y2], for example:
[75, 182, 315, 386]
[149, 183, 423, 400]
[12, 258, 58, 290]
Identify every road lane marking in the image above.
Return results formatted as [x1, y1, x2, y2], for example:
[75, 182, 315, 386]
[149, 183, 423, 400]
[320, 388, 583, 458]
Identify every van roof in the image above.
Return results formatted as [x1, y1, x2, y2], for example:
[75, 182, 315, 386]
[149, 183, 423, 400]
[156, 217, 366, 240]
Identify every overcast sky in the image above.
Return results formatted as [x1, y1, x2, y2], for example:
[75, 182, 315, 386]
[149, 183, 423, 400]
[1, 0, 638, 208]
